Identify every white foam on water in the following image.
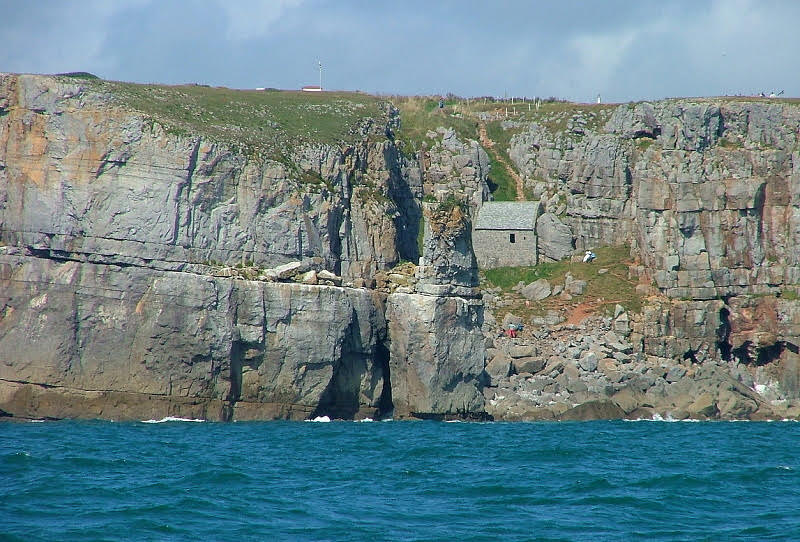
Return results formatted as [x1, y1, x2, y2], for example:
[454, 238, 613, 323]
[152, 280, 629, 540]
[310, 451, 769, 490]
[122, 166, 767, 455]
[445, 419, 463, 423]
[141, 416, 205, 423]
[624, 413, 705, 422]
[357, 418, 374, 422]
[306, 415, 331, 423]
[29, 419, 46, 423]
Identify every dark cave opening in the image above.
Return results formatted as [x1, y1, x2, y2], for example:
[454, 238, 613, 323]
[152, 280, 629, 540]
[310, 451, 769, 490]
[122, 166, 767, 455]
[716, 306, 732, 361]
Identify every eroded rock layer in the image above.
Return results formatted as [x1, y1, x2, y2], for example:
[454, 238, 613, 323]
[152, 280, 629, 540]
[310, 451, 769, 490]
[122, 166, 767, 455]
[0, 74, 486, 421]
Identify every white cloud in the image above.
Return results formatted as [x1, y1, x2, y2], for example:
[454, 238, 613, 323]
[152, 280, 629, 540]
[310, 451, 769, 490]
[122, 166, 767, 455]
[567, 29, 640, 97]
[0, 0, 151, 76]
[215, 0, 305, 40]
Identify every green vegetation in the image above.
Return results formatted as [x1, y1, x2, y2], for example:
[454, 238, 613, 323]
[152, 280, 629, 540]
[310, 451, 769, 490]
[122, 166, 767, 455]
[298, 170, 334, 192]
[485, 153, 518, 201]
[437, 193, 466, 213]
[483, 261, 567, 290]
[78, 79, 390, 159]
[484, 121, 522, 201]
[482, 245, 643, 317]
[392, 96, 478, 153]
[465, 99, 616, 134]
[718, 137, 743, 149]
[780, 289, 800, 301]
[393, 96, 617, 201]
[57, 71, 100, 79]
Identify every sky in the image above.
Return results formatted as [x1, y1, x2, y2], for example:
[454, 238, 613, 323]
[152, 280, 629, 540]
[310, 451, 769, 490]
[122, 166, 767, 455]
[1, 0, 798, 103]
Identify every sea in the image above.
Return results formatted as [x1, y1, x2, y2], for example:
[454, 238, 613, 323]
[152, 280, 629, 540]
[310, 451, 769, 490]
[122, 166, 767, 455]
[2, 418, 799, 541]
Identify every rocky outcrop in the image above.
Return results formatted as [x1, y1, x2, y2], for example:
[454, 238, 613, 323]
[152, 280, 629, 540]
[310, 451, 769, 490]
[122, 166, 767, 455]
[536, 212, 573, 262]
[421, 127, 490, 211]
[509, 100, 800, 300]
[505, 98, 800, 405]
[0, 74, 487, 421]
[482, 308, 798, 421]
[385, 198, 486, 419]
[0, 73, 422, 283]
[0, 252, 389, 421]
[6, 72, 800, 422]
[386, 293, 485, 419]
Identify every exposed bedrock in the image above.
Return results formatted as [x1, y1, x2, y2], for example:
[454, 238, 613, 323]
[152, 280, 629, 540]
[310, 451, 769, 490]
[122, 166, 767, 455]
[0, 74, 488, 421]
[386, 201, 486, 419]
[386, 293, 485, 419]
[0, 253, 391, 421]
[0, 73, 423, 283]
[504, 98, 800, 393]
[509, 100, 800, 300]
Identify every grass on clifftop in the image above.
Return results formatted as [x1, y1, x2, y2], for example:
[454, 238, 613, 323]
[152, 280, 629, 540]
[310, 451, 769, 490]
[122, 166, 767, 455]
[482, 245, 643, 319]
[391, 96, 478, 153]
[81, 79, 391, 159]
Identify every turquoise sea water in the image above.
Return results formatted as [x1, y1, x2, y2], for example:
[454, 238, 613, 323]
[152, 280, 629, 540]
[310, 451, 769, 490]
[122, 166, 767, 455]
[2, 419, 799, 541]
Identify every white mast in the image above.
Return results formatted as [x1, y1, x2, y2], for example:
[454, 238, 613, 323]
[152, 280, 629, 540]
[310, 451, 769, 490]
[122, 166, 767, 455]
[318, 60, 322, 90]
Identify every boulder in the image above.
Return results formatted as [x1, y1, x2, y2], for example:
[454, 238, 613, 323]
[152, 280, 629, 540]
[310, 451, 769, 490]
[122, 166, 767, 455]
[560, 400, 626, 421]
[611, 388, 646, 414]
[565, 279, 587, 296]
[687, 392, 717, 419]
[520, 279, 551, 301]
[665, 366, 687, 383]
[274, 261, 307, 280]
[512, 356, 547, 375]
[317, 270, 342, 286]
[485, 353, 512, 385]
[536, 212, 573, 261]
[502, 313, 524, 328]
[300, 270, 318, 284]
[579, 351, 598, 372]
[717, 389, 758, 419]
[509, 345, 536, 358]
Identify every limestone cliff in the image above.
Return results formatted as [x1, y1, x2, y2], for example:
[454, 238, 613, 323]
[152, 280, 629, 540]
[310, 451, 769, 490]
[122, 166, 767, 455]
[0, 74, 487, 421]
[5, 71, 800, 422]
[494, 98, 800, 417]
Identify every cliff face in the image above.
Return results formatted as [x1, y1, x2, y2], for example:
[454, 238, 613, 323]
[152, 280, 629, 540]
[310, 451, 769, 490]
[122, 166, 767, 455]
[0, 74, 422, 280]
[0, 74, 486, 421]
[506, 99, 800, 405]
[0, 254, 389, 421]
[5, 72, 800, 421]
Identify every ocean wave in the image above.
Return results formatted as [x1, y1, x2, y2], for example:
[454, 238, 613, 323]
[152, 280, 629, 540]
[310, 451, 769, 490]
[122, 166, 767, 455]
[623, 414, 704, 422]
[306, 415, 331, 423]
[141, 416, 205, 424]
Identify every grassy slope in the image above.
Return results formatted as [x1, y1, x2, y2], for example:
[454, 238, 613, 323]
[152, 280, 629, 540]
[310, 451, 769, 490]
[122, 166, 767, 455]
[482, 245, 643, 318]
[391, 96, 478, 153]
[75, 78, 391, 160]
